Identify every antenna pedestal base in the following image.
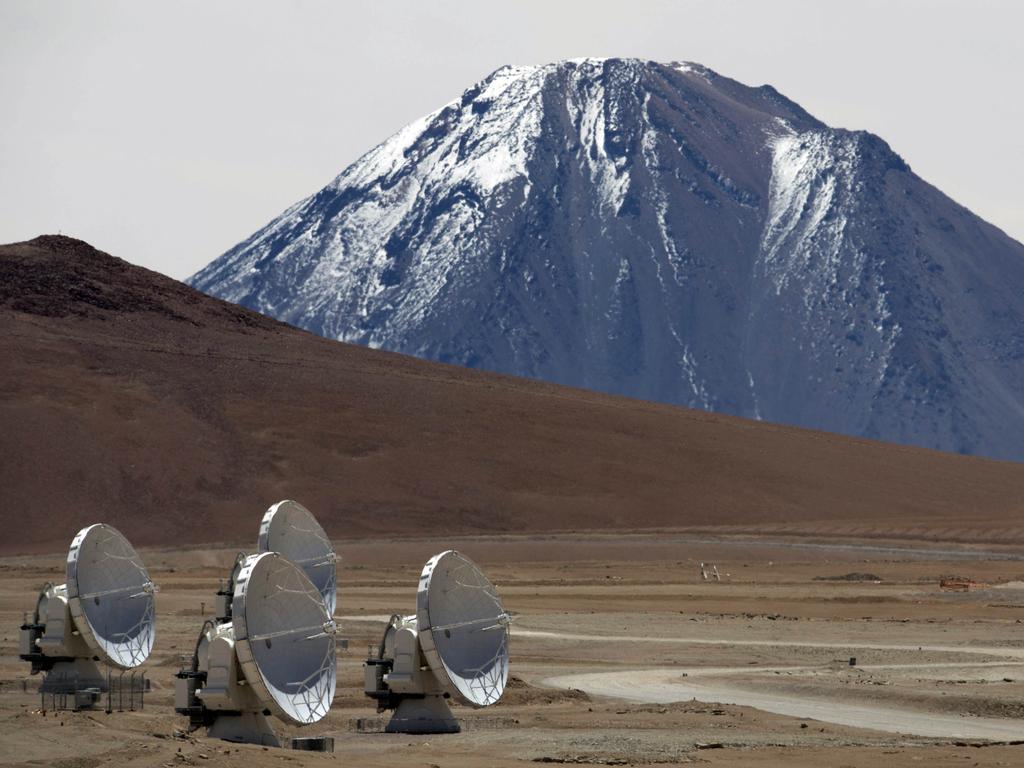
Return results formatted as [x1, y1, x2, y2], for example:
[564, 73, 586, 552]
[208, 711, 281, 747]
[386, 696, 460, 734]
[41, 658, 107, 693]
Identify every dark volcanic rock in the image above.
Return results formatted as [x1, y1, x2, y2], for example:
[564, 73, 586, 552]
[1, 235, 279, 329]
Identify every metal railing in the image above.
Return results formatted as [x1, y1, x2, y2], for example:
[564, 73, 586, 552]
[106, 669, 147, 712]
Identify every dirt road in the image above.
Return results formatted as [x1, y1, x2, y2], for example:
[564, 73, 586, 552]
[541, 666, 1024, 740]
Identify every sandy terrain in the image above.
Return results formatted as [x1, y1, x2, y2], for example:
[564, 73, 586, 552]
[2, 532, 1024, 767]
[4, 236, 1024, 765]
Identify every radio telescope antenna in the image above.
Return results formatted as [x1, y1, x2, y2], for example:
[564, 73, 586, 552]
[211, 500, 335, 624]
[257, 500, 337, 616]
[175, 552, 336, 746]
[364, 550, 510, 733]
[19, 524, 156, 703]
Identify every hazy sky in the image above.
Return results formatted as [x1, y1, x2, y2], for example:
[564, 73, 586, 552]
[1, 0, 1021, 279]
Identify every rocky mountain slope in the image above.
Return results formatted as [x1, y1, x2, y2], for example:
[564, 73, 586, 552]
[6, 235, 1024, 553]
[190, 58, 1024, 461]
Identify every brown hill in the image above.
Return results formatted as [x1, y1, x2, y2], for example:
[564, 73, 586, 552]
[2, 235, 1023, 555]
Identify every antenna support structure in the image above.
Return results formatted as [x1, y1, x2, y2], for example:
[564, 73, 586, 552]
[365, 614, 461, 732]
[19, 524, 156, 707]
[364, 550, 510, 734]
[176, 502, 338, 747]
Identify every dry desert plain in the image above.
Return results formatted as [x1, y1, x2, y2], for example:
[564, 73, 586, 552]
[2, 531, 1024, 767]
[4, 236, 1024, 765]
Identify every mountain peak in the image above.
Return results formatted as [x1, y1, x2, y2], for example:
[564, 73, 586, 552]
[1, 234, 283, 331]
[188, 61, 1024, 461]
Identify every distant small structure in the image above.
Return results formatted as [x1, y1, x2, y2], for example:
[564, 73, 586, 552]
[699, 562, 722, 582]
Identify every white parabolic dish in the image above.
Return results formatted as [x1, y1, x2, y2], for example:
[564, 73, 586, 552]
[257, 500, 337, 617]
[417, 550, 510, 707]
[233, 552, 337, 724]
[66, 523, 156, 669]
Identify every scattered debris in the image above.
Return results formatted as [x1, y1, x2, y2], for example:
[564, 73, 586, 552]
[940, 577, 989, 592]
[533, 757, 629, 765]
[813, 573, 882, 582]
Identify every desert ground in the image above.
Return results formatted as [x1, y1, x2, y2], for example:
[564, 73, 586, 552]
[2, 531, 1024, 767]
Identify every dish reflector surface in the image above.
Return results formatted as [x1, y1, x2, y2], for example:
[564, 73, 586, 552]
[257, 501, 336, 616]
[66, 524, 155, 669]
[417, 551, 509, 707]
[233, 552, 336, 725]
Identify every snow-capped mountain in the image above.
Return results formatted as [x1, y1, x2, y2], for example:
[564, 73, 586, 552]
[189, 58, 1024, 461]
